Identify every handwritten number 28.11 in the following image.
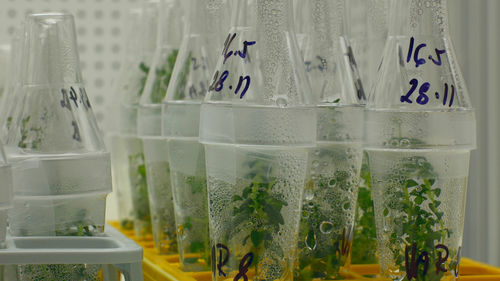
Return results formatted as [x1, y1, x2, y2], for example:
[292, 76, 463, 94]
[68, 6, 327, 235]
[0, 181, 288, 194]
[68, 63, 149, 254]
[401, 79, 455, 107]
[209, 70, 251, 99]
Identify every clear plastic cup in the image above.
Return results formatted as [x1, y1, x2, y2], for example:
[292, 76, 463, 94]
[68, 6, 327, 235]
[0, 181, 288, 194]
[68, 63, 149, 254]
[365, 0, 476, 280]
[162, 0, 227, 271]
[0, 150, 12, 249]
[109, 2, 160, 237]
[4, 12, 111, 281]
[143, 138, 177, 253]
[293, 0, 366, 279]
[138, 0, 184, 254]
[200, 0, 317, 280]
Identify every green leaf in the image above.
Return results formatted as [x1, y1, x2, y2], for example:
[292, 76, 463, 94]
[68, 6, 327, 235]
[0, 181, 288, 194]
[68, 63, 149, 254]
[189, 241, 205, 253]
[184, 217, 193, 230]
[434, 188, 442, 197]
[406, 179, 418, 187]
[251, 230, 266, 248]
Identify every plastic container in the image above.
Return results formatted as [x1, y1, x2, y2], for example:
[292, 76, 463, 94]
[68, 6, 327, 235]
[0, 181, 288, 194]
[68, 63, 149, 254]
[162, 0, 226, 271]
[138, 0, 183, 255]
[365, 0, 476, 280]
[295, 1, 365, 279]
[199, 0, 316, 280]
[0, 143, 12, 250]
[3, 12, 113, 281]
[109, 2, 159, 237]
[0, 224, 143, 281]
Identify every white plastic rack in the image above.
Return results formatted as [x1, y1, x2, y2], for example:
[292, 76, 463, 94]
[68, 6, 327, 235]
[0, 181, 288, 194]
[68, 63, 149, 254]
[0, 224, 143, 281]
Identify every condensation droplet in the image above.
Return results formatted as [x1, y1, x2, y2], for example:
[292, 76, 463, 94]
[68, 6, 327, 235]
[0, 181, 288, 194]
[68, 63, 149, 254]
[319, 221, 334, 234]
[343, 202, 351, 211]
[305, 231, 317, 251]
[276, 97, 288, 108]
[390, 139, 399, 147]
[400, 138, 411, 147]
[312, 160, 319, 168]
[304, 188, 314, 201]
[328, 179, 337, 187]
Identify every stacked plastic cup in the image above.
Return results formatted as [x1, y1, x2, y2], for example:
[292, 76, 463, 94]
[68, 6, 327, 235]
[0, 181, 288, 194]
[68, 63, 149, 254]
[294, 0, 365, 279]
[4, 13, 111, 281]
[162, 0, 227, 271]
[0, 144, 12, 249]
[200, 0, 316, 280]
[365, 0, 476, 280]
[110, 1, 159, 237]
[138, 0, 183, 254]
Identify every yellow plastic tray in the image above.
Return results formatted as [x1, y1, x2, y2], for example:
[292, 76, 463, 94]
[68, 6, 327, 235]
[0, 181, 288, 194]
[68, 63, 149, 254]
[109, 222, 500, 281]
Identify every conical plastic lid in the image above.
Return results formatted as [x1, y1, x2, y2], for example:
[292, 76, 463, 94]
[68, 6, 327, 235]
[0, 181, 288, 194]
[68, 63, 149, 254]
[163, 0, 225, 104]
[199, 0, 316, 146]
[113, 1, 159, 134]
[368, 0, 471, 110]
[137, 0, 183, 136]
[5, 13, 105, 155]
[1, 25, 24, 143]
[0, 45, 9, 100]
[302, 0, 365, 105]
[161, 0, 227, 138]
[365, 0, 475, 149]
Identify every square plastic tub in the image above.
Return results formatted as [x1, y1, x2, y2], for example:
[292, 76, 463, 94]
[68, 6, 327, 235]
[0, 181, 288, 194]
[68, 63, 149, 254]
[8, 192, 107, 237]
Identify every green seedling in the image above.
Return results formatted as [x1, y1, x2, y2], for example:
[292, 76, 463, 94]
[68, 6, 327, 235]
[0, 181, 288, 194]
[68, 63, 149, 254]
[351, 153, 378, 265]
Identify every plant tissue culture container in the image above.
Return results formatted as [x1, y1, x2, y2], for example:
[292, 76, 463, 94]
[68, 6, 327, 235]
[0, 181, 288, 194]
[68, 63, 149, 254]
[3, 13, 112, 280]
[365, 0, 476, 280]
[162, 0, 227, 272]
[295, 0, 364, 279]
[199, 0, 317, 280]
[109, 1, 159, 237]
[138, 0, 183, 255]
[0, 143, 12, 249]
[347, 0, 390, 267]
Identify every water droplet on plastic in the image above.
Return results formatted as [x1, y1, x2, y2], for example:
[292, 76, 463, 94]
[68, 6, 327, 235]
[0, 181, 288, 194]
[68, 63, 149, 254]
[304, 189, 314, 201]
[343, 202, 351, 210]
[328, 179, 337, 187]
[400, 138, 411, 147]
[305, 231, 317, 251]
[390, 139, 399, 147]
[319, 221, 334, 234]
[276, 97, 288, 108]
[312, 160, 319, 168]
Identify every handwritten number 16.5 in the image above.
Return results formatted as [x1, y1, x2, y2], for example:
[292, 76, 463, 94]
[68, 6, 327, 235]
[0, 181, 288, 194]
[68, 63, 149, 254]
[407, 37, 446, 68]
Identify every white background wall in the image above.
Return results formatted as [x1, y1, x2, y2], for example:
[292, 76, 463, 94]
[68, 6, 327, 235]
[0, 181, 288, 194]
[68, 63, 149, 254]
[0, 0, 498, 267]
